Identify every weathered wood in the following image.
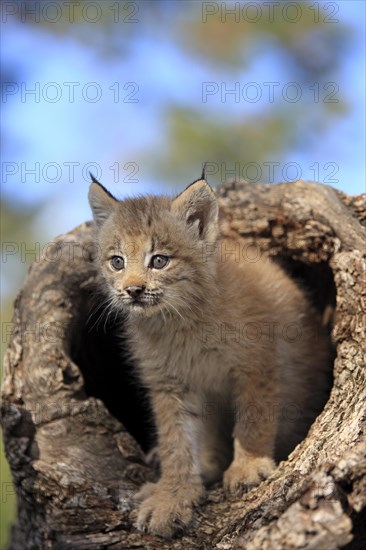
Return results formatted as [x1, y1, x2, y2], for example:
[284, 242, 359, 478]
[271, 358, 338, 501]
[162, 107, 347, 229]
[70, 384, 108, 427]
[1, 179, 365, 549]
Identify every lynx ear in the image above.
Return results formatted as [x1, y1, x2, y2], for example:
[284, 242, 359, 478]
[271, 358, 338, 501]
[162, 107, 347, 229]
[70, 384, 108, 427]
[88, 176, 118, 228]
[172, 178, 219, 241]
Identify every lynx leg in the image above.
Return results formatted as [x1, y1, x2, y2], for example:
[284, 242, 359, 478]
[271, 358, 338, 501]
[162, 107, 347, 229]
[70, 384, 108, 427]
[223, 368, 278, 493]
[134, 390, 204, 538]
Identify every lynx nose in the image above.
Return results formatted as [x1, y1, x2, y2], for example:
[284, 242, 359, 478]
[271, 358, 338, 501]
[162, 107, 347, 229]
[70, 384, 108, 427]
[126, 285, 145, 299]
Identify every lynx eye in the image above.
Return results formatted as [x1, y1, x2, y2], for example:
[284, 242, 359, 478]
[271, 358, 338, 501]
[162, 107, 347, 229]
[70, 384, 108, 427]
[110, 256, 125, 271]
[150, 255, 169, 269]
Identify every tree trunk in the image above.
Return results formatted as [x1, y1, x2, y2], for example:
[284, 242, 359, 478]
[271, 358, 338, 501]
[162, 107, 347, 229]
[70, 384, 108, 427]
[1, 179, 365, 550]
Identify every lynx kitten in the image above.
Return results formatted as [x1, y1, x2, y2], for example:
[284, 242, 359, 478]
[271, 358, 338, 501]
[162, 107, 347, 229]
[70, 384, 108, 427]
[88, 174, 331, 538]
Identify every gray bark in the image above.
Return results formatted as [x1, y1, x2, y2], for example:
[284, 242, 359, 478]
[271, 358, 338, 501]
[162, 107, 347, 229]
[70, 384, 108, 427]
[1, 179, 365, 549]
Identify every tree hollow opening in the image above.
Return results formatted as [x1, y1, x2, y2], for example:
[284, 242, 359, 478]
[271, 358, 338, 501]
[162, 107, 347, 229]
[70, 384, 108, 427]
[70, 288, 155, 453]
[70, 258, 336, 460]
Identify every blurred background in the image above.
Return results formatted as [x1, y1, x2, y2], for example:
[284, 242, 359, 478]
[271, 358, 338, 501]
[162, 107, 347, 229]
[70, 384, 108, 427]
[1, 1, 365, 547]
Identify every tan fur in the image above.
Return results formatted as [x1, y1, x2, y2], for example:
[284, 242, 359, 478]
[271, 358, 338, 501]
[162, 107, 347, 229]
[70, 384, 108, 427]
[88, 178, 331, 538]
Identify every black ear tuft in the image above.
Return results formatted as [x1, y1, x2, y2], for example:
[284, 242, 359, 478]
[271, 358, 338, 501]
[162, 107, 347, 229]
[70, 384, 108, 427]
[89, 172, 101, 185]
[88, 179, 118, 228]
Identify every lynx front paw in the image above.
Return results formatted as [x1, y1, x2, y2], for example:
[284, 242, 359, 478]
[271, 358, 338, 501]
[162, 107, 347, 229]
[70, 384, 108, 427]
[223, 456, 275, 493]
[134, 481, 204, 538]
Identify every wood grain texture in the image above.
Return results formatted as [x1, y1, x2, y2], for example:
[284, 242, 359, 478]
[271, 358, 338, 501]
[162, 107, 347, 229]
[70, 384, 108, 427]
[1, 179, 365, 549]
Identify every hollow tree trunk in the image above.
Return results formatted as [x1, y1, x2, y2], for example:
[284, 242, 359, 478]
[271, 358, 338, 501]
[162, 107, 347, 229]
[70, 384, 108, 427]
[1, 179, 365, 550]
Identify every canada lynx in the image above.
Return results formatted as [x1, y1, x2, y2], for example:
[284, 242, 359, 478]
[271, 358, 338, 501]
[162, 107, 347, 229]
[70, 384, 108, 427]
[88, 174, 331, 538]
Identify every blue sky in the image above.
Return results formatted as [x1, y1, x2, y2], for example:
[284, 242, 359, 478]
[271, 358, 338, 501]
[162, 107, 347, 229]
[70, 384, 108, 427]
[1, 1, 365, 245]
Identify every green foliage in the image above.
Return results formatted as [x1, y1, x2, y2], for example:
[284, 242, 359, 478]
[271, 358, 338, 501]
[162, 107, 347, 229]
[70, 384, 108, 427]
[178, 0, 347, 72]
[148, 1, 349, 182]
[150, 107, 295, 184]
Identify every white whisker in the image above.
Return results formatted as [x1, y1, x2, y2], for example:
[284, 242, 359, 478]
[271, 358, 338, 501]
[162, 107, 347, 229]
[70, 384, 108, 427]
[87, 296, 114, 332]
[162, 296, 185, 321]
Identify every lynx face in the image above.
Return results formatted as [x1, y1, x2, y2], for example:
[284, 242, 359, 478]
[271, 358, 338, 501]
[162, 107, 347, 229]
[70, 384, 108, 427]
[89, 179, 219, 319]
[98, 217, 201, 319]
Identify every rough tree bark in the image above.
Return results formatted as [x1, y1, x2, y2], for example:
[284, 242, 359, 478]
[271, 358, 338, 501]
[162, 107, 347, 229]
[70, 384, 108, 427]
[1, 179, 365, 550]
